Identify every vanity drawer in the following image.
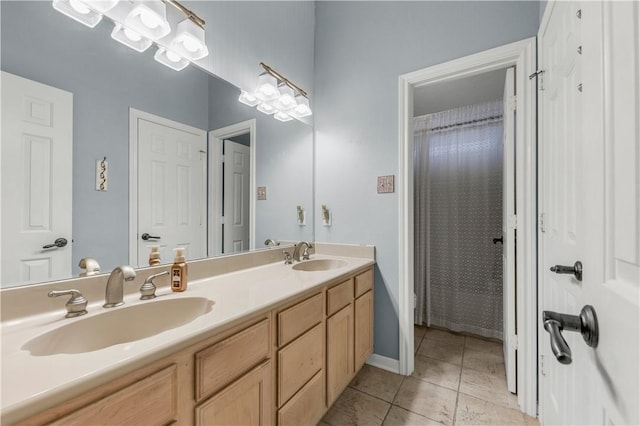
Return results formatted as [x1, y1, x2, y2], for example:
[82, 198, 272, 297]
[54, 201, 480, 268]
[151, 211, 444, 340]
[278, 292, 323, 347]
[195, 318, 270, 402]
[49, 365, 177, 426]
[278, 323, 323, 406]
[355, 268, 374, 298]
[277, 370, 324, 426]
[327, 278, 354, 316]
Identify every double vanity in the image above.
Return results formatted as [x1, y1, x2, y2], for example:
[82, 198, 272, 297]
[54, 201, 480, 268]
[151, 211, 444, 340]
[0, 243, 375, 425]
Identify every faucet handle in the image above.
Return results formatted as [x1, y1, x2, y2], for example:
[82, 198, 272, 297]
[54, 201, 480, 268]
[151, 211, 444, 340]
[302, 244, 313, 260]
[48, 289, 88, 318]
[140, 271, 169, 300]
[283, 251, 293, 265]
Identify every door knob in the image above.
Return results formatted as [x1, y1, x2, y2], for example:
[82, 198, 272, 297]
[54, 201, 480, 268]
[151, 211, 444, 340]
[141, 233, 161, 241]
[42, 238, 68, 249]
[550, 260, 582, 282]
[542, 305, 599, 365]
[492, 236, 503, 245]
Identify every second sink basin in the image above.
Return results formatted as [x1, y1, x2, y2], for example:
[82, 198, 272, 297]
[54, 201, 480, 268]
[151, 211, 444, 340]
[23, 297, 214, 356]
[292, 259, 348, 272]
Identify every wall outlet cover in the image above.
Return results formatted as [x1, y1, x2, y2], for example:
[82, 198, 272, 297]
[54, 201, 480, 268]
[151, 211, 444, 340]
[257, 186, 267, 200]
[377, 175, 394, 193]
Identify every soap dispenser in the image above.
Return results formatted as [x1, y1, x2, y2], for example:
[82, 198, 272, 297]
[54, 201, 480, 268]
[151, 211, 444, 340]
[148, 245, 161, 266]
[171, 248, 188, 292]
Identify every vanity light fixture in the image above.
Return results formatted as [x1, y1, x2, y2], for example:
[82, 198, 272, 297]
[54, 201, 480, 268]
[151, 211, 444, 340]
[52, 0, 209, 72]
[111, 23, 152, 52]
[52, 0, 104, 28]
[154, 46, 189, 71]
[239, 62, 313, 123]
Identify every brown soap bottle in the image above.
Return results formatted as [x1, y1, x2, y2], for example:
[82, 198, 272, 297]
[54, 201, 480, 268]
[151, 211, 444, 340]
[171, 248, 188, 292]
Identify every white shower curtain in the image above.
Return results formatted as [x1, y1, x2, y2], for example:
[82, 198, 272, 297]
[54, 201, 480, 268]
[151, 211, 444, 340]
[414, 99, 504, 339]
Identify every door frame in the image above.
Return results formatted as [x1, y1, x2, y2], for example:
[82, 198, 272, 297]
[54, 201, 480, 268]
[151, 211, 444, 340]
[128, 108, 207, 266]
[208, 119, 257, 257]
[397, 37, 538, 416]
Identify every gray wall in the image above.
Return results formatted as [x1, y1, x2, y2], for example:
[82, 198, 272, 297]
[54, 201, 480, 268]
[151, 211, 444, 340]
[313, 1, 540, 360]
[1, 1, 210, 274]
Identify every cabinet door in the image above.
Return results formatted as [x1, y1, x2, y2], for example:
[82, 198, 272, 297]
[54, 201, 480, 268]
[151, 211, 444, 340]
[355, 291, 374, 372]
[326, 303, 354, 406]
[195, 361, 272, 426]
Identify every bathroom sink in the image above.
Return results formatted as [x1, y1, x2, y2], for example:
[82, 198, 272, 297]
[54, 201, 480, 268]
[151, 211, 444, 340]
[23, 297, 214, 356]
[292, 259, 348, 272]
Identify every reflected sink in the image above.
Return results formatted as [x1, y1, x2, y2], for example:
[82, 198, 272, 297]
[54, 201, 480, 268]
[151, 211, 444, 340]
[23, 297, 214, 356]
[292, 259, 348, 272]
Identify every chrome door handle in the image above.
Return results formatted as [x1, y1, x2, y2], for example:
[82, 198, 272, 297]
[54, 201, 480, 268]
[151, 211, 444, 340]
[550, 260, 582, 282]
[543, 305, 599, 365]
[492, 236, 503, 245]
[42, 238, 68, 249]
[141, 233, 161, 241]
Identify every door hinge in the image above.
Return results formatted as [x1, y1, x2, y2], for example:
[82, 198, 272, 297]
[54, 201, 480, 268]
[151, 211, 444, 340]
[539, 212, 546, 233]
[511, 95, 517, 111]
[540, 354, 546, 376]
[511, 334, 519, 350]
[508, 214, 517, 230]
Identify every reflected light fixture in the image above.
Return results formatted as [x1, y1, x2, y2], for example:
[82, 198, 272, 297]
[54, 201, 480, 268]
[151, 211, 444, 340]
[239, 62, 312, 124]
[52, 0, 209, 72]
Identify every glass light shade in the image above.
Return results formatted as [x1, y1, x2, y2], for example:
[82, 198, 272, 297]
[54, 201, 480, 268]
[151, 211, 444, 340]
[52, 0, 103, 28]
[125, 1, 171, 41]
[111, 23, 152, 52]
[274, 111, 293, 122]
[257, 102, 277, 115]
[83, 0, 119, 12]
[272, 85, 297, 112]
[238, 90, 260, 107]
[289, 94, 312, 118]
[169, 19, 209, 61]
[255, 73, 280, 102]
[154, 47, 189, 71]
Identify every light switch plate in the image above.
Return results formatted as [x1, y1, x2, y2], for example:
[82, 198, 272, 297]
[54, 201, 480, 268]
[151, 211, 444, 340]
[377, 175, 394, 193]
[257, 186, 267, 200]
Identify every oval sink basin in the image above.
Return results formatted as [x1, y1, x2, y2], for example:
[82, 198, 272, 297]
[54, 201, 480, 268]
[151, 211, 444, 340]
[292, 259, 348, 272]
[23, 297, 214, 356]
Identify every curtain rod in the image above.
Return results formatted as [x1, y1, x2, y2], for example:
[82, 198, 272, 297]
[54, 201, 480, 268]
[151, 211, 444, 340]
[424, 114, 503, 132]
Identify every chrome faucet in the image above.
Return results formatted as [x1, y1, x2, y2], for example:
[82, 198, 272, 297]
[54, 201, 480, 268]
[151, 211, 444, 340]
[264, 238, 279, 247]
[292, 241, 313, 262]
[104, 265, 136, 308]
[140, 270, 169, 300]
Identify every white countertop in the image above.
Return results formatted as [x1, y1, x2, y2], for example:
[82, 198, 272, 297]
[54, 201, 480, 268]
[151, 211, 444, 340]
[0, 254, 374, 424]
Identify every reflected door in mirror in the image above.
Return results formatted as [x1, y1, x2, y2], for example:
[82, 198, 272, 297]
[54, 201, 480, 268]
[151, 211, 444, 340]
[1, 72, 73, 287]
[134, 111, 206, 266]
[222, 139, 250, 254]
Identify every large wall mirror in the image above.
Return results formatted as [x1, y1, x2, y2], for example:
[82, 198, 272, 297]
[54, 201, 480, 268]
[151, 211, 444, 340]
[0, 1, 314, 288]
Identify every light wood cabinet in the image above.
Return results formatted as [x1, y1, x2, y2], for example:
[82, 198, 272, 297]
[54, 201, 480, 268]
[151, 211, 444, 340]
[48, 365, 177, 426]
[195, 361, 272, 426]
[20, 266, 375, 426]
[326, 302, 355, 406]
[355, 290, 374, 371]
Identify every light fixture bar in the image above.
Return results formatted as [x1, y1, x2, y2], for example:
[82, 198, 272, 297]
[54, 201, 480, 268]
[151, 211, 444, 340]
[164, 0, 205, 28]
[260, 62, 308, 98]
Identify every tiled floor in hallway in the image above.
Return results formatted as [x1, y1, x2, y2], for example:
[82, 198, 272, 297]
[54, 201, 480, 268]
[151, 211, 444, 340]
[319, 326, 539, 426]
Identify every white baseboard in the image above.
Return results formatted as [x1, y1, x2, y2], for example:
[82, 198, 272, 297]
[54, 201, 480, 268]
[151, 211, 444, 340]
[365, 353, 401, 374]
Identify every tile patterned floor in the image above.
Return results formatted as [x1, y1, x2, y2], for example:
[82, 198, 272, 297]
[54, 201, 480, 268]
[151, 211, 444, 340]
[319, 326, 539, 426]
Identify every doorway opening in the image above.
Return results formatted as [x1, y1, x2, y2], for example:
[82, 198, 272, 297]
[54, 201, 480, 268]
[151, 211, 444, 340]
[398, 37, 537, 416]
[208, 119, 257, 257]
[412, 68, 517, 394]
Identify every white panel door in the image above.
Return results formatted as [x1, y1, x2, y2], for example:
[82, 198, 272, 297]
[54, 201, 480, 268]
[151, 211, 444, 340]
[502, 66, 517, 394]
[539, 2, 639, 425]
[1, 72, 73, 287]
[222, 140, 250, 254]
[136, 116, 206, 266]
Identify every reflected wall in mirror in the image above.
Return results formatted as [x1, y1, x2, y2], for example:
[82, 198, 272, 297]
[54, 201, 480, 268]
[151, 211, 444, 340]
[0, 1, 313, 288]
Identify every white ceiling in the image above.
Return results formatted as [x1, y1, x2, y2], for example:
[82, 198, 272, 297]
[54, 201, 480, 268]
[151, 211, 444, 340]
[413, 68, 507, 117]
